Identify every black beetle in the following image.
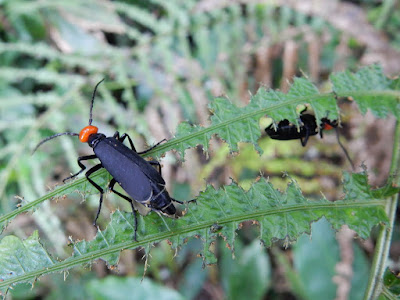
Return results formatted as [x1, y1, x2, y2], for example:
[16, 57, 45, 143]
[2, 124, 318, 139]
[265, 111, 337, 146]
[33, 79, 194, 240]
[265, 108, 354, 169]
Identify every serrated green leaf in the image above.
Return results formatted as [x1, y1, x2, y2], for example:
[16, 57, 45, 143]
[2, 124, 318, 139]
[169, 77, 337, 158]
[342, 171, 400, 200]
[161, 65, 398, 159]
[173, 122, 207, 158]
[0, 172, 393, 289]
[72, 171, 388, 262]
[209, 97, 262, 152]
[251, 78, 338, 123]
[0, 231, 56, 288]
[331, 65, 400, 118]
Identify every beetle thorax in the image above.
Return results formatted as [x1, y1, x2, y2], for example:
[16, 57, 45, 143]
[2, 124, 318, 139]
[87, 133, 106, 148]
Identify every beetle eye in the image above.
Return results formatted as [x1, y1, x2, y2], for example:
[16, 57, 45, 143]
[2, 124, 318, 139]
[79, 125, 98, 142]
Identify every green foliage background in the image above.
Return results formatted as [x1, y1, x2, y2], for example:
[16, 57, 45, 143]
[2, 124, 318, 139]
[0, 1, 399, 299]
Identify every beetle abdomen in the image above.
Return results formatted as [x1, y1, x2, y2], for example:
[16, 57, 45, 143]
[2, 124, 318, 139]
[92, 137, 176, 215]
[93, 138, 153, 202]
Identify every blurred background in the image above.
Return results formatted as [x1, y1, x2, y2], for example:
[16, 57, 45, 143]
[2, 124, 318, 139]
[0, 0, 399, 299]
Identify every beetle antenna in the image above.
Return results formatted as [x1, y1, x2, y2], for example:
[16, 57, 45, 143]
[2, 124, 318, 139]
[89, 78, 105, 126]
[334, 128, 355, 171]
[32, 132, 79, 154]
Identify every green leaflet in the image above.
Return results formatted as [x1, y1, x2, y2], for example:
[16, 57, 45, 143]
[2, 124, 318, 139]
[173, 79, 337, 158]
[0, 231, 56, 292]
[331, 64, 400, 118]
[157, 65, 397, 159]
[0, 171, 396, 289]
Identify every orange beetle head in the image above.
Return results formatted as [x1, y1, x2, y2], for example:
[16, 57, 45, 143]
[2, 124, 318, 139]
[79, 125, 98, 143]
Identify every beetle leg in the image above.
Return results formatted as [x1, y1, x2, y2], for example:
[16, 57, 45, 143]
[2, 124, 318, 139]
[152, 185, 166, 200]
[148, 160, 162, 175]
[159, 201, 175, 213]
[114, 131, 166, 155]
[300, 126, 311, 146]
[108, 178, 138, 241]
[137, 139, 167, 155]
[63, 154, 98, 183]
[172, 198, 197, 205]
[84, 164, 105, 226]
[300, 137, 307, 146]
[114, 131, 138, 152]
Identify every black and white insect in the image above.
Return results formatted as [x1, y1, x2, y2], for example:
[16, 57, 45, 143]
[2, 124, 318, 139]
[33, 80, 195, 240]
[265, 108, 354, 169]
[265, 110, 337, 147]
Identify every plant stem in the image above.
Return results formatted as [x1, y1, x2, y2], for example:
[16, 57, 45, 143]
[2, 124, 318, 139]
[363, 119, 400, 300]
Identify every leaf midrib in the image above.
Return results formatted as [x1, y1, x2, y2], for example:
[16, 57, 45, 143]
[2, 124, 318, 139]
[0, 198, 385, 288]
